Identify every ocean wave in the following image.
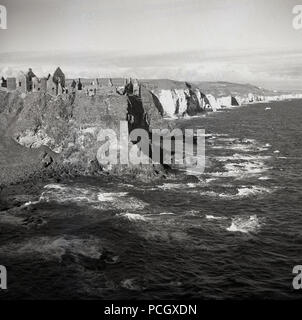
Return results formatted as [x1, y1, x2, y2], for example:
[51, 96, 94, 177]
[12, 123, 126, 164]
[205, 215, 227, 220]
[157, 183, 184, 190]
[121, 278, 141, 291]
[214, 154, 271, 162]
[237, 186, 271, 197]
[258, 176, 270, 180]
[157, 182, 199, 190]
[200, 186, 272, 199]
[119, 212, 150, 222]
[23, 200, 42, 207]
[30, 184, 147, 211]
[226, 215, 261, 234]
[0, 236, 104, 261]
[185, 210, 200, 216]
[210, 161, 270, 179]
[210, 136, 270, 153]
[160, 212, 175, 215]
[97, 192, 128, 202]
[44, 184, 67, 190]
[0, 214, 24, 225]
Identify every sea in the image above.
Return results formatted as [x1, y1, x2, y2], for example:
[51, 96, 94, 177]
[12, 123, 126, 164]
[0, 99, 302, 299]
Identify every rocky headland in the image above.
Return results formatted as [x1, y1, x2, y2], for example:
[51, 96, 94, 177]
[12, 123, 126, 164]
[1, 77, 302, 190]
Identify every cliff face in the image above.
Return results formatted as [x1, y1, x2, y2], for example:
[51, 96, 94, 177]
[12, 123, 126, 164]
[141, 80, 209, 117]
[1, 79, 301, 187]
[0, 90, 128, 164]
[0, 87, 169, 184]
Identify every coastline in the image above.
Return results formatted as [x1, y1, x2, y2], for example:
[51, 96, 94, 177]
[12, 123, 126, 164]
[0, 81, 302, 193]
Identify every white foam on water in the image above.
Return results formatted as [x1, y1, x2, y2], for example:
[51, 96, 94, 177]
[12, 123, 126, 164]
[211, 144, 255, 152]
[215, 138, 237, 143]
[44, 184, 67, 190]
[237, 186, 271, 197]
[205, 215, 227, 220]
[23, 200, 41, 207]
[227, 215, 261, 234]
[157, 182, 198, 190]
[258, 176, 270, 181]
[158, 183, 183, 190]
[97, 192, 128, 202]
[160, 212, 175, 215]
[35, 184, 147, 211]
[119, 213, 150, 222]
[274, 150, 280, 154]
[121, 278, 140, 291]
[185, 210, 200, 216]
[200, 190, 236, 199]
[210, 136, 270, 153]
[210, 160, 270, 179]
[200, 191, 219, 197]
[201, 185, 272, 200]
[214, 154, 271, 162]
[41, 184, 95, 204]
[186, 183, 198, 188]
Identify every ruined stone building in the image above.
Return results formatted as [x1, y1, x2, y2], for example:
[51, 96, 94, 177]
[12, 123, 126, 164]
[132, 79, 140, 96]
[1, 77, 7, 88]
[109, 78, 125, 88]
[47, 75, 56, 95]
[98, 78, 112, 87]
[53, 67, 65, 95]
[17, 71, 27, 93]
[26, 68, 36, 91]
[77, 79, 83, 91]
[32, 77, 39, 92]
[7, 78, 17, 91]
[31, 76, 48, 92]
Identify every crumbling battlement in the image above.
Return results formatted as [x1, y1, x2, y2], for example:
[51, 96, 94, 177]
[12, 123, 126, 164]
[0, 67, 141, 99]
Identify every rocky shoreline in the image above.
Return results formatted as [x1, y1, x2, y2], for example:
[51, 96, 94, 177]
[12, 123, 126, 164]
[1, 79, 302, 195]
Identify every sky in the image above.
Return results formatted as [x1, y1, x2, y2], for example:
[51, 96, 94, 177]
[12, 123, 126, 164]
[0, 0, 302, 90]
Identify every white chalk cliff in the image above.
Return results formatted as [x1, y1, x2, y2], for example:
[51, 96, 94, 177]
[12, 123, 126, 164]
[151, 88, 207, 118]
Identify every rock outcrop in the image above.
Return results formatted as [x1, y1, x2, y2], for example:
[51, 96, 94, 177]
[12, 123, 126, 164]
[1, 79, 302, 187]
[142, 80, 209, 117]
[0, 86, 170, 185]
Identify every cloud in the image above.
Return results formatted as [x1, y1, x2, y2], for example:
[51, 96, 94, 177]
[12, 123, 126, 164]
[1, 49, 302, 90]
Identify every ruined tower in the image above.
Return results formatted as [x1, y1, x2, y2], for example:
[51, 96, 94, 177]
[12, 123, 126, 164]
[53, 67, 65, 94]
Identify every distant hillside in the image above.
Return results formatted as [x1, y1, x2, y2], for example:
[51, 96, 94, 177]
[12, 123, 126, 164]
[139, 79, 279, 97]
[140, 79, 189, 90]
[192, 81, 278, 97]
[66, 78, 287, 98]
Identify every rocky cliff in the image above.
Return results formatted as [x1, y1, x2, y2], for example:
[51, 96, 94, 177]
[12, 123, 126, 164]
[0, 88, 169, 186]
[141, 79, 209, 117]
[1, 79, 301, 187]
